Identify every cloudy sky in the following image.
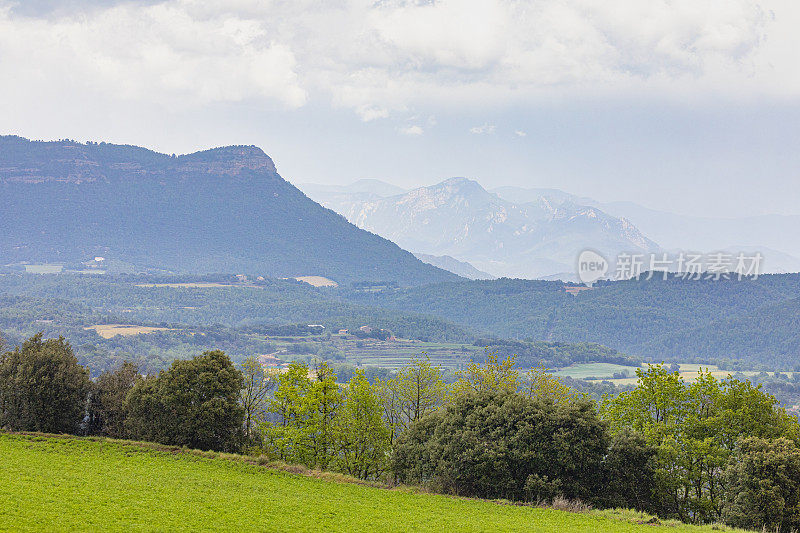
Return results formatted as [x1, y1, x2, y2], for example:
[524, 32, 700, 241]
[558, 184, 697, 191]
[2, 0, 799, 217]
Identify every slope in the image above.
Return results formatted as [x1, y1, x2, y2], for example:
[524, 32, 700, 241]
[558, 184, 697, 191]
[0, 433, 740, 533]
[0, 136, 457, 286]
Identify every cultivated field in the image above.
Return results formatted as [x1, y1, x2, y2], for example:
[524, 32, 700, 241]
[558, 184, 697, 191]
[553, 362, 792, 385]
[135, 282, 240, 288]
[271, 333, 481, 370]
[84, 324, 175, 339]
[0, 434, 744, 533]
[294, 276, 338, 287]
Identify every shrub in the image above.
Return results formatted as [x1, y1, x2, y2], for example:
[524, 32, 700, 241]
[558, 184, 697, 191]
[126, 350, 244, 452]
[391, 390, 608, 502]
[0, 333, 91, 434]
[722, 437, 800, 531]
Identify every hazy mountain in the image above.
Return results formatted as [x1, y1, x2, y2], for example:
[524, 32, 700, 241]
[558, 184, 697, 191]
[414, 253, 496, 280]
[300, 179, 407, 198]
[306, 177, 658, 279]
[491, 186, 594, 207]
[0, 136, 459, 286]
[492, 186, 800, 272]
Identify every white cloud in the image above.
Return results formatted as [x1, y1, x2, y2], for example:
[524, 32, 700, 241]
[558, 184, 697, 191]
[0, 2, 307, 110]
[355, 105, 390, 122]
[398, 125, 424, 136]
[470, 124, 496, 135]
[514, 130, 527, 137]
[0, 0, 796, 120]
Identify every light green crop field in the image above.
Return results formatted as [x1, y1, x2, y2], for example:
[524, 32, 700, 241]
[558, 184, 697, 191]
[552, 362, 791, 386]
[0, 433, 743, 532]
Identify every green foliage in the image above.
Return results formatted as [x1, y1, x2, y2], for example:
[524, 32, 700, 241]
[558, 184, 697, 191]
[376, 355, 448, 442]
[126, 350, 245, 452]
[260, 361, 343, 468]
[453, 351, 520, 394]
[238, 356, 275, 444]
[391, 390, 608, 503]
[722, 437, 800, 531]
[260, 362, 392, 480]
[525, 363, 584, 404]
[601, 364, 800, 523]
[333, 370, 391, 479]
[0, 333, 91, 434]
[344, 274, 800, 368]
[598, 430, 659, 512]
[87, 361, 140, 438]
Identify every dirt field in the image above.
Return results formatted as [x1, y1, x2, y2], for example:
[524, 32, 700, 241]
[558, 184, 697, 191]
[135, 282, 236, 288]
[294, 276, 338, 287]
[84, 324, 175, 339]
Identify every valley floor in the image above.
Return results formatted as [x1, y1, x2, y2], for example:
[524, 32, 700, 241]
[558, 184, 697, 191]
[0, 433, 745, 532]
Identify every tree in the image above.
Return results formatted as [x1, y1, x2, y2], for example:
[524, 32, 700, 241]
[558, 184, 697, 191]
[262, 362, 314, 462]
[376, 355, 448, 442]
[0, 333, 91, 434]
[260, 361, 342, 468]
[599, 429, 658, 512]
[392, 390, 608, 502]
[722, 437, 800, 531]
[452, 351, 519, 395]
[239, 356, 276, 444]
[88, 361, 140, 438]
[307, 361, 342, 469]
[333, 370, 390, 479]
[525, 363, 582, 404]
[126, 350, 244, 452]
[601, 364, 800, 523]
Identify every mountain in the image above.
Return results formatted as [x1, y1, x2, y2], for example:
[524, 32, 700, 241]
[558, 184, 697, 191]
[413, 253, 495, 280]
[299, 179, 407, 199]
[306, 177, 658, 279]
[0, 136, 459, 286]
[492, 186, 800, 270]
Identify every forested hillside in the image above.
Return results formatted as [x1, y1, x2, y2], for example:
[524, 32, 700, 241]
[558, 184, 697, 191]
[344, 274, 800, 369]
[0, 136, 457, 286]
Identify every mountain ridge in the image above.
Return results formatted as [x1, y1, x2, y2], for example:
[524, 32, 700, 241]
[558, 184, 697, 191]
[305, 177, 658, 279]
[0, 136, 459, 286]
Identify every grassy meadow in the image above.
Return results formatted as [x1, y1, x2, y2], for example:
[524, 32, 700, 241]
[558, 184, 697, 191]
[0, 433, 746, 533]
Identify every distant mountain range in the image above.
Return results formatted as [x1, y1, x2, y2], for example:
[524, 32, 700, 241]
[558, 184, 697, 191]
[0, 136, 458, 286]
[301, 178, 658, 279]
[491, 186, 800, 274]
[302, 179, 800, 278]
[413, 253, 495, 280]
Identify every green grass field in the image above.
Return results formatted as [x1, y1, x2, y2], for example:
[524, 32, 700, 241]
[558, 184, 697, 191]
[0, 433, 744, 532]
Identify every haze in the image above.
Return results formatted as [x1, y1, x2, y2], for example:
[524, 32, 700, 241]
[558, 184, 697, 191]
[2, 0, 800, 217]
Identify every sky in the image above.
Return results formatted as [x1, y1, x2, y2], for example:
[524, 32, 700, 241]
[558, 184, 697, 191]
[2, 0, 800, 217]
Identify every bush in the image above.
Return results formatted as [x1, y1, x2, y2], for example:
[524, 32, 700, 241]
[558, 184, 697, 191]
[722, 437, 800, 531]
[598, 429, 658, 512]
[0, 333, 91, 434]
[87, 361, 140, 438]
[391, 390, 608, 502]
[126, 350, 244, 452]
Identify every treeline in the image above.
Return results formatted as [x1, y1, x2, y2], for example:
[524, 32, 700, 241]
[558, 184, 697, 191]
[0, 273, 473, 344]
[2, 334, 800, 531]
